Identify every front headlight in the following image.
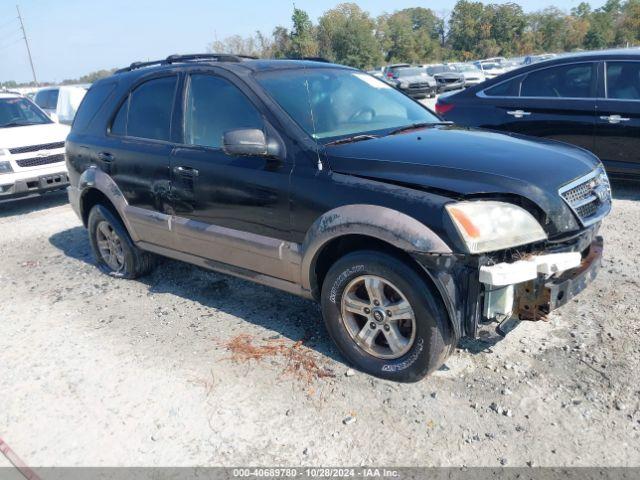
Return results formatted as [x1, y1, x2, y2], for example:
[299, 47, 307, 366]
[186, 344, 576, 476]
[445, 201, 547, 254]
[0, 160, 13, 174]
[400, 82, 409, 88]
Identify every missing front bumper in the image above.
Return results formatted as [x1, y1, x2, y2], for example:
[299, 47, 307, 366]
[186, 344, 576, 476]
[480, 236, 603, 323]
[516, 237, 603, 320]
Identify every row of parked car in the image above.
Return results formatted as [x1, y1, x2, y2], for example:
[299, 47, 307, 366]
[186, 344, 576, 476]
[367, 54, 557, 99]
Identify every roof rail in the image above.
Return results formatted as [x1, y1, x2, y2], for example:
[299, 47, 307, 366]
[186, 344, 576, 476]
[115, 53, 257, 74]
[297, 56, 331, 63]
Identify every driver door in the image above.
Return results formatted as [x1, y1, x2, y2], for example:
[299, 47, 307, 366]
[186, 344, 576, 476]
[170, 72, 293, 278]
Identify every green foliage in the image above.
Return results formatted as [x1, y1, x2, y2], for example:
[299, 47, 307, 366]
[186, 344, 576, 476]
[219, 0, 640, 66]
[4, 0, 639, 86]
[317, 3, 383, 69]
[289, 8, 318, 58]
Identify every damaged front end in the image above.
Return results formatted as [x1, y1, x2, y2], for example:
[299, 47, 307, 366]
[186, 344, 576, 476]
[413, 225, 604, 343]
[480, 235, 603, 335]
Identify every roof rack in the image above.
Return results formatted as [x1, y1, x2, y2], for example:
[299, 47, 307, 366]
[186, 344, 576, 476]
[115, 53, 258, 74]
[290, 56, 331, 63]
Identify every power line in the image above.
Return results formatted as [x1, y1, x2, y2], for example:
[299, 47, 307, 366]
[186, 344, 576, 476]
[0, 16, 18, 30]
[0, 37, 22, 52]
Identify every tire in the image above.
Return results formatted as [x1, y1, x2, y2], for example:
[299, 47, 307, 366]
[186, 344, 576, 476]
[321, 250, 454, 382]
[87, 204, 155, 279]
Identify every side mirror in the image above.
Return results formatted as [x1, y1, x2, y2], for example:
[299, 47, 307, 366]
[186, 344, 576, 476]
[223, 129, 269, 157]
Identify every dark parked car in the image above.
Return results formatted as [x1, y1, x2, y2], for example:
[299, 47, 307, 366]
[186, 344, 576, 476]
[424, 64, 466, 92]
[382, 65, 437, 99]
[66, 54, 609, 382]
[436, 49, 640, 180]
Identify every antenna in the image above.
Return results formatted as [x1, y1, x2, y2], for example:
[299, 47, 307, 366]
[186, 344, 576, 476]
[16, 5, 38, 86]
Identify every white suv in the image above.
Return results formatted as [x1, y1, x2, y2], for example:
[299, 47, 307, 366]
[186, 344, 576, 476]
[0, 92, 70, 201]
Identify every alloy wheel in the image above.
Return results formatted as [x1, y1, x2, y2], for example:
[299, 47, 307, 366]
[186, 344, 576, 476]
[340, 275, 416, 359]
[95, 220, 125, 272]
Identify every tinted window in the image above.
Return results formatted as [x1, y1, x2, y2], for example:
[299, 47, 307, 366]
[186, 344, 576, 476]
[72, 82, 116, 132]
[484, 76, 522, 97]
[111, 98, 128, 136]
[185, 75, 263, 149]
[521, 63, 594, 98]
[395, 68, 425, 77]
[35, 89, 56, 110]
[606, 62, 640, 100]
[49, 89, 59, 109]
[257, 68, 439, 141]
[115, 76, 177, 141]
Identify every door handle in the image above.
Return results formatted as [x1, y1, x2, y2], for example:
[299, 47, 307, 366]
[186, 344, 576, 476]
[98, 152, 114, 162]
[173, 165, 199, 177]
[507, 110, 531, 118]
[600, 115, 630, 124]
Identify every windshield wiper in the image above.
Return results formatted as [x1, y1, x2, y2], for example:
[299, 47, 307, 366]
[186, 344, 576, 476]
[324, 134, 379, 146]
[387, 121, 453, 136]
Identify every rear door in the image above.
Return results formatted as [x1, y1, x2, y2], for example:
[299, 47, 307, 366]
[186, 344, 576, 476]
[101, 74, 179, 248]
[479, 62, 598, 152]
[169, 71, 293, 278]
[593, 60, 640, 177]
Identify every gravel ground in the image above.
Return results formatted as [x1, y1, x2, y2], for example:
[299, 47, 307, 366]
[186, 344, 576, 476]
[0, 183, 639, 468]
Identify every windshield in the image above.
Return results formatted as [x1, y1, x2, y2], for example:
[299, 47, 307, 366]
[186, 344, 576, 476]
[0, 97, 52, 128]
[256, 68, 439, 141]
[480, 62, 501, 70]
[426, 65, 454, 75]
[454, 64, 479, 72]
[395, 68, 425, 77]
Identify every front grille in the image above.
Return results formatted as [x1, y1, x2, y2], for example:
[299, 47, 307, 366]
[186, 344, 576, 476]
[16, 154, 65, 168]
[408, 82, 429, 89]
[559, 168, 611, 227]
[9, 142, 65, 154]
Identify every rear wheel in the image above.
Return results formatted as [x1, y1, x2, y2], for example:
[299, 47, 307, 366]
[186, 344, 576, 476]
[88, 205, 155, 279]
[321, 250, 454, 382]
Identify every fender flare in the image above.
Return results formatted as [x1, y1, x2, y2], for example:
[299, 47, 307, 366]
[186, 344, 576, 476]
[77, 167, 141, 242]
[299, 204, 452, 291]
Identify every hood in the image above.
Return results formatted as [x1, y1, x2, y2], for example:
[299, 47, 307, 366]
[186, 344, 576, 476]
[396, 75, 435, 84]
[460, 71, 484, 79]
[324, 125, 600, 236]
[434, 72, 464, 80]
[0, 123, 70, 149]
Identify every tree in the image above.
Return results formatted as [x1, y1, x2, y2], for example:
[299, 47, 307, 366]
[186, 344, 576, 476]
[619, 0, 640, 45]
[484, 3, 527, 56]
[378, 8, 441, 63]
[448, 0, 486, 56]
[317, 3, 383, 69]
[289, 8, 318, 58]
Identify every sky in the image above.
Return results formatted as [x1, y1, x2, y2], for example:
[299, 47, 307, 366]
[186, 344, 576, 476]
[1, 0, 598, 83]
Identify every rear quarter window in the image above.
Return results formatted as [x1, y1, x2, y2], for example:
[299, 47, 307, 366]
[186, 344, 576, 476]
[483, 75, 522, 97]
[72, 82, 116, 132]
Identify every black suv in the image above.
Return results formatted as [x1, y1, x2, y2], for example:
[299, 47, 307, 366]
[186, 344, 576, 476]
[66, 54, 610, 382]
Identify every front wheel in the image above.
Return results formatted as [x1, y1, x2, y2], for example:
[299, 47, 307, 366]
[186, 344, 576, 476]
[321, 251, 454, 382]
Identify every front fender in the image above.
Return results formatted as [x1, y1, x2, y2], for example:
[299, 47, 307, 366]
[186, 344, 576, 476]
[300, 204, 452, 291]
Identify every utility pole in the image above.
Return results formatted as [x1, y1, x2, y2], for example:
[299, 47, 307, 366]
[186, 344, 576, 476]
[16, 5, 38, 86]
